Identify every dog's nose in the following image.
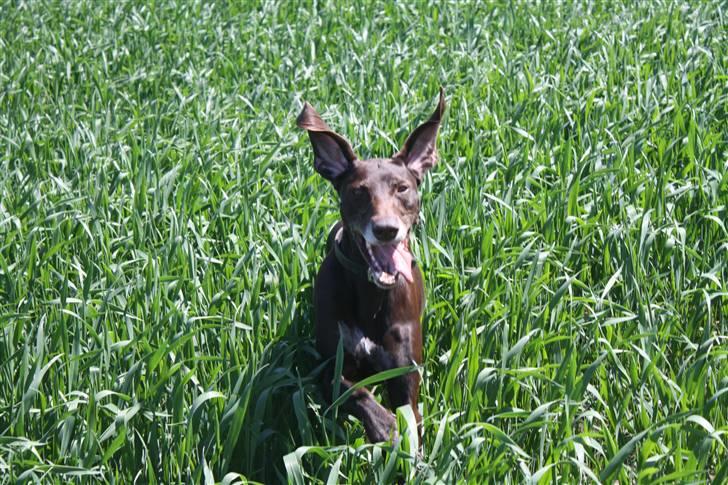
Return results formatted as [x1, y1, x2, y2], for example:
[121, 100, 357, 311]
[372, 221, 399, 242]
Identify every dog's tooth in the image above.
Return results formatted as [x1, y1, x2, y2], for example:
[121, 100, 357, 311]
[372, 270, 397, 289]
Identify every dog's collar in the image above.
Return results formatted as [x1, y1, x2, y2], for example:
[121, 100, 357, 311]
[333, 227, 370, 278]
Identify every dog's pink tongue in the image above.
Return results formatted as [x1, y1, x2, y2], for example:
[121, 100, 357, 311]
[394, 242, 414, 282]
[371, 241, 414, 283]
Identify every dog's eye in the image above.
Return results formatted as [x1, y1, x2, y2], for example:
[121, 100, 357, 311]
[396, 184, 409, 193]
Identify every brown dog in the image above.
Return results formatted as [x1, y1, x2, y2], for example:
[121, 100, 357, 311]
[298, 89, 445, 442]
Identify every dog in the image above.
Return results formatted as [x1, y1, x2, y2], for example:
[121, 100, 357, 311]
[298, 89, 445, 443]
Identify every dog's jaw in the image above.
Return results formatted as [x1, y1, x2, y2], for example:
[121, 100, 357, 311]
[349, 229, 414, 288]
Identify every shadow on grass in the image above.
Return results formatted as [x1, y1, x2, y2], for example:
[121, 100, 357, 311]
[222, 320, 347, 483]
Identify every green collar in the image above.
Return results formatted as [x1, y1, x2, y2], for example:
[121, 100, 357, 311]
[333, 227, 370, 278]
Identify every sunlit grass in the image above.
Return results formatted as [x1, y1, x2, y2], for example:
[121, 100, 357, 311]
[1, 0, 726, 483]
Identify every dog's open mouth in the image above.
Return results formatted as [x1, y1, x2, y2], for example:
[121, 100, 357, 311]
[354, 234, 414, 288]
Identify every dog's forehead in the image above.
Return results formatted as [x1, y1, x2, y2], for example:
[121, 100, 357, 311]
[351, 158, 414, 184]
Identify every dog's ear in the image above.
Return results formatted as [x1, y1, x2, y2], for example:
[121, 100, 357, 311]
[297, 102, 357, 183]
[393, 88, 446, 183]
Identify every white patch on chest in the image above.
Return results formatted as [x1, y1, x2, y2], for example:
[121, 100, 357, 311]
[338, 322, 375, 356]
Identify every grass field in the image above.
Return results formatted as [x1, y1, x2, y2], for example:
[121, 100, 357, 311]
[1, 0, 727, 483]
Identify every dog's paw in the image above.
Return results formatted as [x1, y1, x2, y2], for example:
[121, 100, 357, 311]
[364, 409, 398, 443]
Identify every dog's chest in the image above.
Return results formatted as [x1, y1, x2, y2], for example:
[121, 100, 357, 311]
[351, 279, 421, 341]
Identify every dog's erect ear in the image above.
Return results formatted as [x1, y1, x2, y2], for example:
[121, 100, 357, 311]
[297, 102, 357, 183]
[393, 87, 446, 183]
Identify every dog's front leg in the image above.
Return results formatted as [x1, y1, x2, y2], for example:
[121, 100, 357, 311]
[338, 322, 396, 372]
[340, 321, 422, 427]
[320, 362, 397, 442]
[381, 322, 422, 435]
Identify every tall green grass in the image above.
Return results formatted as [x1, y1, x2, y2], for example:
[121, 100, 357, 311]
[1, 0, 726, 482]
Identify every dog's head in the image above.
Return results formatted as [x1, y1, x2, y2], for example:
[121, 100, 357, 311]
[298, 89, 446, 288]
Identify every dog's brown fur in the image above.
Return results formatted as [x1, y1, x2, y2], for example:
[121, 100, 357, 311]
[298, 90, 445, 442]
